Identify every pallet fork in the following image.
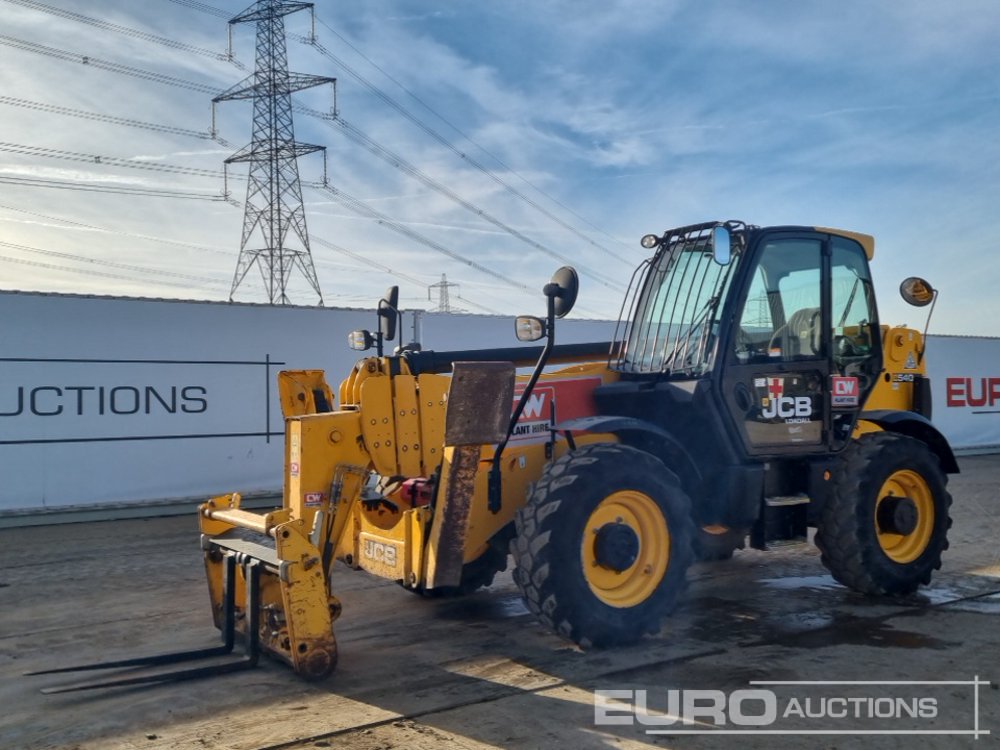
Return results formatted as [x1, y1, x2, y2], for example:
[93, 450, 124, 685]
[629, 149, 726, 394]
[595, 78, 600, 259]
[26, 554, 261, 694]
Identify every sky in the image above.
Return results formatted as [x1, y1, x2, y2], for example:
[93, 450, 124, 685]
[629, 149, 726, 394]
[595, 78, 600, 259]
[0, 0, 998, 334]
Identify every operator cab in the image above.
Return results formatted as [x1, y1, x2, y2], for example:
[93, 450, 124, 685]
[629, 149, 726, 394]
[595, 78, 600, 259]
[609, 221, 882, 460]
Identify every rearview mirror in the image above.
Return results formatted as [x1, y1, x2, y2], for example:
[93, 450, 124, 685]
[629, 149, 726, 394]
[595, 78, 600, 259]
[545, 266, 579, 319]
[900, 277, 935, 307]
[712, 225, 732, 266]
[378, 286, 399, 341]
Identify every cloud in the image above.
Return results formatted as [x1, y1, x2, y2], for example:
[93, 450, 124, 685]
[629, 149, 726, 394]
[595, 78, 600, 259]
[0, 1, 998, 333]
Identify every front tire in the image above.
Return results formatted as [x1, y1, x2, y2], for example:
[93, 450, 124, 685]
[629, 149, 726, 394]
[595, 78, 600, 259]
[511, 443, 695, 648]
[816, 432, 952, 595]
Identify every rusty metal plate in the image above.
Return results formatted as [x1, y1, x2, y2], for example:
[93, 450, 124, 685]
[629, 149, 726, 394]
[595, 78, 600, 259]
[424, 444, 479, 589]
[445, 361, 515, 446]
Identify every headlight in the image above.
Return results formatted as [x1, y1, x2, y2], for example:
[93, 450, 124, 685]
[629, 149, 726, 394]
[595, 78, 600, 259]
[515, 316, 546, 342]
[348, 329, 374, 351]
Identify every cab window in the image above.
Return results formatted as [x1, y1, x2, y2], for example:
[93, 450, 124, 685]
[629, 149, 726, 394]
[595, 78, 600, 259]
[735, 239, 822, 362]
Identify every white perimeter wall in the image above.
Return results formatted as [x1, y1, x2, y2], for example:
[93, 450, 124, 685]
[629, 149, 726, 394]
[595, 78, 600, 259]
[0, 292, 614, 513]
[924, 335, 1000, 453]
[1, 291, 997, 515]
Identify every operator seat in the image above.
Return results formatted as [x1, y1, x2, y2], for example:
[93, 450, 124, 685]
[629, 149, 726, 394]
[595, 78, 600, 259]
[769, 307, 820, 356]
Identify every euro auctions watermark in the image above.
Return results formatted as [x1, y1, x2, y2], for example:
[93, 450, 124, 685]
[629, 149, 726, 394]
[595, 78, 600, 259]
[595, 677, 991, 737]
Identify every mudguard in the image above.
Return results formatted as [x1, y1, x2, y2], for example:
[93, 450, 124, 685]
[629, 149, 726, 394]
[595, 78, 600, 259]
[859, 410, 960, 473]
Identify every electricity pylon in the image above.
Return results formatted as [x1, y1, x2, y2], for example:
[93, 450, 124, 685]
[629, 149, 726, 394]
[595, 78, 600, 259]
[215, 0, 334, 305]
[429, 273, 459, 312]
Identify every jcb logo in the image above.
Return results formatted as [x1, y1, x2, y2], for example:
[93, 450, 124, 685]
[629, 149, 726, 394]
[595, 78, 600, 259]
[363, 539, 397, 566]
[761, 396, 812, 420]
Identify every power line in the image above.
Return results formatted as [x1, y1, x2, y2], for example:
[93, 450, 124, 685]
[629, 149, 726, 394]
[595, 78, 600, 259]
[0, 34, 221, 94]
[0, 9, 602, 310]
[0, 252, 227, 293]
[2, 0, 243, 67]
[165, 0, 231, 20]
[0, 95, 228, 145]
[0, 201, 237, 259]
[310, 236, 499, 315]
[0, 174, 226, 200]
[315, 183, 532, 296]
[0, 238, 227, 286]
[0, 200, 501, 312]
[313, 184, 608, 317]
[310, 13, 631, 254]
[295, 34, 630, 265]
[0, 141, 226, 179]
[0, 201, 362, 277]
[0, 32, 610, 297]
[159, 0, 628, 261]
[0, 142, 572, 299]
[298, 109, 625, 293]
[0, 253, 198, 288]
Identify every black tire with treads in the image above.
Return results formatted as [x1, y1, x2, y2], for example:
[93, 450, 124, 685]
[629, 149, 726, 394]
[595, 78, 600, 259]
[510, 443, 695, 648]
[815, 432, 952, 595]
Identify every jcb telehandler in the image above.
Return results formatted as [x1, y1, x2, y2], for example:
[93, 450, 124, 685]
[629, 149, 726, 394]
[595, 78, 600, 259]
[35, 221, 955, 690]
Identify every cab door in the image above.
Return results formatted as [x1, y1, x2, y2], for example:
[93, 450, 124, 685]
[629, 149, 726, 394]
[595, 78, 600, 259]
[721, 234, 827, 455]
[718, 231, 881, 457]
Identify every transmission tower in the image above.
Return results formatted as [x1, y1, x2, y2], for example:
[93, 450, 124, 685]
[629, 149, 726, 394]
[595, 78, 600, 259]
[214, 1, 335, 305]
[429, 273, 459, 313]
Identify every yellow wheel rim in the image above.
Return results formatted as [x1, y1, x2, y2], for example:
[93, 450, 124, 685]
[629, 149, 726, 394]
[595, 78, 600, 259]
[875, 469, 934, 564]
[580, 490, 670, 608]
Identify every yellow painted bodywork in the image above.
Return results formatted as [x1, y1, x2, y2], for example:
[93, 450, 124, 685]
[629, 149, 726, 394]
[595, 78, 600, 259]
[199, 352, 619, 678]
[815, 226, 875, 259]
[197, 311, 930, 679]
[852, 325, 925, 438]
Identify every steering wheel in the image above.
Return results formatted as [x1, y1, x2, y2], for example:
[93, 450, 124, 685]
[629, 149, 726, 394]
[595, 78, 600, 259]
[769, 307, 821, 356]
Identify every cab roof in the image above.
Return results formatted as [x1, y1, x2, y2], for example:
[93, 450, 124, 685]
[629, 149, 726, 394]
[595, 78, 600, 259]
[813, 226, 875, 259]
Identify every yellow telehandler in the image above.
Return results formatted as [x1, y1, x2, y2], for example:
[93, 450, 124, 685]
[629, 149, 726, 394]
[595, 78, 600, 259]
[34, 221, 956, 690]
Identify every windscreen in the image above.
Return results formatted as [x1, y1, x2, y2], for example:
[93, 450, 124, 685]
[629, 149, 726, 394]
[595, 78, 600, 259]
[612, 226, 743, 375]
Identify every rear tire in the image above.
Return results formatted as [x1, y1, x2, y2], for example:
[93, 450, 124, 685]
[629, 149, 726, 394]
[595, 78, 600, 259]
[816, 432, 952, 595]
[511, 443, 694, 648]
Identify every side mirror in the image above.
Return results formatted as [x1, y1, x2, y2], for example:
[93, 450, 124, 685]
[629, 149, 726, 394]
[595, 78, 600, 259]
[515, 316, 546, 342]
[900, 277, 935, 307]
[378, 285, 399, 341]
[544, 266, 579, 319]
[712, 225, 732, 266]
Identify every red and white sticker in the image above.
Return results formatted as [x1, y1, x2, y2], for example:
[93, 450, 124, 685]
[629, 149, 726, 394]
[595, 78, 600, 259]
[304, 492, 324, 507]
[831, 376, 860, 407]
[510, 376, 602, 444]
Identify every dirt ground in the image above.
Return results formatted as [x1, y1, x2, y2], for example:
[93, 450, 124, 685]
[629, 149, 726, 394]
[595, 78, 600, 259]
[1, 456, 997, 750]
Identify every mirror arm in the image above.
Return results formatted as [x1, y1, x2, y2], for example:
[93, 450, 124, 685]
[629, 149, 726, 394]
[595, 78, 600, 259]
[488, 293, 557, 514]
[917, 292, 938, 365]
